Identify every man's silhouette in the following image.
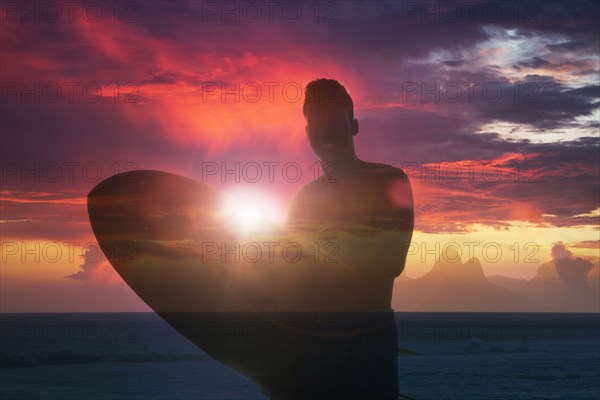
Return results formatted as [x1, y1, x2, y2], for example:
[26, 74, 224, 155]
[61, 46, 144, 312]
[289, 78, 414, 309]
[279, 78, 415, 399]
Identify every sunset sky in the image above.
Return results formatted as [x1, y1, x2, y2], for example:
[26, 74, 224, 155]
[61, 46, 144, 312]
[1, 0, 598, 312]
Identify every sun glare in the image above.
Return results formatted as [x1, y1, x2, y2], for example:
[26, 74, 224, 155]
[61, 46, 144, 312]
[220, 189, 285, 233]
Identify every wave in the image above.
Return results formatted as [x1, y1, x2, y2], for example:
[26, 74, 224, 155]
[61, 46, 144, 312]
[460, 338, 531, 354]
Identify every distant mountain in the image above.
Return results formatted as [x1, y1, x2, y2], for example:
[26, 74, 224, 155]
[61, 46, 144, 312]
[394, 255, 600, 312]
[521, 260, 564, 308]
[494, 259, 599, 312]
[590, 265, 600, 295]
[392, 256, 540, 312]
[487, 275, 529, 293]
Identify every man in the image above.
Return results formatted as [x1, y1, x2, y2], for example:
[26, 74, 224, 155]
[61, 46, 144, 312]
[288, 78, 415, 309]
[275, 78, 416, 399]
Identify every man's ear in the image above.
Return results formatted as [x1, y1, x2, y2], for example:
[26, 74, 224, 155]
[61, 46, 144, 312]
[352, 119, 359, 136]
[305, 125, 308, 139]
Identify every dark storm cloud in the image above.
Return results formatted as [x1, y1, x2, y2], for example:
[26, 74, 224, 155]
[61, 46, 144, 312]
[382, 59, 599, 131]
[516, 57, 550, 69]
[356, 107, 521, 164]
[546, 41, 589, 52]
[518, 0, 600, 41]
[442, 60, 467, 68]
[138, 70, 182, 85]
[476, 76, 599, 130]
[0, 99, 206, 191]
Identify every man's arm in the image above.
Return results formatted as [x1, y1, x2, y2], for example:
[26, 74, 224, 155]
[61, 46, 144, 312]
[389, 170, 414, 234]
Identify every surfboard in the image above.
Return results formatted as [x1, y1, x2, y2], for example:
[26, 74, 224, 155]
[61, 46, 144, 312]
[88, 170, 409, 399]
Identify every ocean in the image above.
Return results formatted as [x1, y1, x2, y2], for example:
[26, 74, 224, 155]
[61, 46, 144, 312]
[1, 313, 598, 399]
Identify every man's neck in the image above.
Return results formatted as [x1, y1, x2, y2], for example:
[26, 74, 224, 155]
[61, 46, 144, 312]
[320, 155, 364, 175]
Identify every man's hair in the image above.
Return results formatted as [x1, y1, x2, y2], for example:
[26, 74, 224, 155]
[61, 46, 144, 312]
[303, 78, 354, 119]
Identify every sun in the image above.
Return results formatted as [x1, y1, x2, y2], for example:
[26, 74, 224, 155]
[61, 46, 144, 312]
[220, 188, 285, 233]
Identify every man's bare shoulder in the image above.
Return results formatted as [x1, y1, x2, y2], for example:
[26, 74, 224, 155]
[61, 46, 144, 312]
[293, 161, 410, 196]
[359, 161, 411, 182]
[289, 178, 324, 207]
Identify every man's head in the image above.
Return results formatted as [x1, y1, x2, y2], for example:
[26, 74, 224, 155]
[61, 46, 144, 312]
[303, 79, 359, 163]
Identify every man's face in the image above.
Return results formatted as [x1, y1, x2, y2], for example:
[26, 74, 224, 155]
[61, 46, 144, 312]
[305, 103, 357, 161]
